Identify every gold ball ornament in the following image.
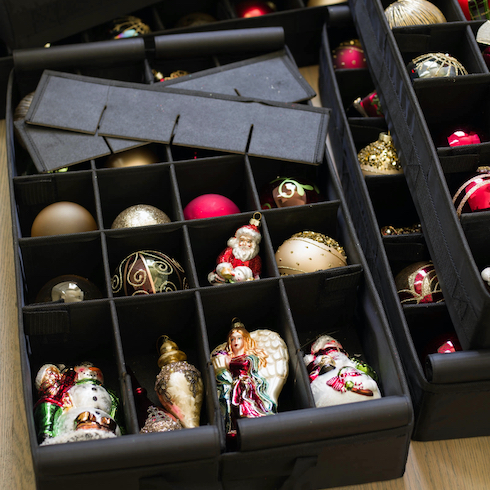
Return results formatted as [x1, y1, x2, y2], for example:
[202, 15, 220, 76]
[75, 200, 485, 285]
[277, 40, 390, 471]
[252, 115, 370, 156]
[358, 132, 403, 176]
[111, 204, 171, 229]
[307, 0, 347, 5]
[384, 0, 447, 28]
[275, 231, 347, 275]
[105, 147, 159, 168]
[31, 201, 98, 237]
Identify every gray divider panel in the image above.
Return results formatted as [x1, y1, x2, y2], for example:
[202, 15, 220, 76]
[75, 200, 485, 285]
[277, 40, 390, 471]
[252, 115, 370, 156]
[23, 71, 329, 171]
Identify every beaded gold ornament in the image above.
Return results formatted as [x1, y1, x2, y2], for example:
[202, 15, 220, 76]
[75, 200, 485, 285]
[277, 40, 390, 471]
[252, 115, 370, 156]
[381, 224, 422, 236]
[384, 0, 447, 28]
[357, 132, 403, 175]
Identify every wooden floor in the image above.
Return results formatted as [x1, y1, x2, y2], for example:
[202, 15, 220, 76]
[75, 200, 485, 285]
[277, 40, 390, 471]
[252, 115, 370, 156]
[2, 69, 490, 489]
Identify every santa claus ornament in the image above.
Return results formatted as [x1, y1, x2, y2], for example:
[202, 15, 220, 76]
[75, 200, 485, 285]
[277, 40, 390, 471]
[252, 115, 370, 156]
[304, 335, 381, 407]
[452, 167, 490, 217]
[208, 213, 262, 285]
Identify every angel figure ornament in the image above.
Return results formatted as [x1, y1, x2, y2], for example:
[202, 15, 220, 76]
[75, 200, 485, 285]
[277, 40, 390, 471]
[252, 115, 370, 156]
[211, 319, 289, 437]
[154, 336, 203, 429]
[208, 213, 262, 285]
[34, 362, 122, 445]
[304, 335, 381, 407]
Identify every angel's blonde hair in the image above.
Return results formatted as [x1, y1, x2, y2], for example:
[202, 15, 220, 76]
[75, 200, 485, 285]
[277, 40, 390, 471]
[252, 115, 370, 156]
[226, 320, 268, 368]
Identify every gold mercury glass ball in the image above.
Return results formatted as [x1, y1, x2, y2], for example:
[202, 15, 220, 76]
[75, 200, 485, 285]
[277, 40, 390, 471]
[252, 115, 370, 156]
[275, 231, 347, 275]
[111, 204, 171, 229]
[105, 147, 159, 168]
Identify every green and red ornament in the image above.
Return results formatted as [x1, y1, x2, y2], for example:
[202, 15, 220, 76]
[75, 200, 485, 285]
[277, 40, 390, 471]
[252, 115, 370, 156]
[353, 91, 384, 118]
[259, 177, 322, 209]
[395, 261, 444, 304]
[458, 0, 490, 20]
[112, 250, 188, 296]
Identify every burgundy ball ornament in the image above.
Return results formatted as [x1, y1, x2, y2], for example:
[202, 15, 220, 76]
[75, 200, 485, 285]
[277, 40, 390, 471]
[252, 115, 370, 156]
[36, 275, 102, 303]
[234, 1, 276, 17]
[275, 231, 347, 275]
[483, 46, 490, 69]
[112, 250, 188, 297]
[452, 167, 490, 217]
[332, 39, 367, 70]
[395, 261, 444, 304]
[259, 177, 322, 210]
[31, 201, 98, 237]
[183, 194, 240, 220]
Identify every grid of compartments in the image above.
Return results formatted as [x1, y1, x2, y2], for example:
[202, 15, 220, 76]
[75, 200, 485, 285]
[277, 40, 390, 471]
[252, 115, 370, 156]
[6, 22, 412, 490]
[349, 0, 490, 350]
[318, 2, 490, 440]
[5, 0, 321, 52]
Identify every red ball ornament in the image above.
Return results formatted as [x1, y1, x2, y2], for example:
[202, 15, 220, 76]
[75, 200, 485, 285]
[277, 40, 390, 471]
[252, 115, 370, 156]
[234, 1, 276, 17]
[422, 332, 462, 361]
[332, 40, 367, 70]
[447, 129, 481, 147]
[183, 194, 240, 220]
[453, 167, 490, 217]
[395, 261, 444, 304]
[259, 177, 322, 209]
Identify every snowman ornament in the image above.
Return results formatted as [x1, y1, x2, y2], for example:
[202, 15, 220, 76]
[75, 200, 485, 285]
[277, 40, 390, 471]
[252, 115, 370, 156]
[304, 335, 381, 407]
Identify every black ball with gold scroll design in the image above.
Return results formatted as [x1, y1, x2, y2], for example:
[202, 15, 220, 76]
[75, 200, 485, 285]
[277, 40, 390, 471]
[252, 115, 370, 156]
[111, 250, 188, 297]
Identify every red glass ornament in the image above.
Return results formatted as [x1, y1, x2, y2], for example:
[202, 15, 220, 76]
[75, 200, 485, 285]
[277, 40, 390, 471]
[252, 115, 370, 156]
[332, 40, 367, 70]
[447, 129, 481, 147]
[183, 194, 240, 220]
[422, 332, 462, 361]
[235, 1, 275, 17]
[395, 261, 444, 304]
[453, 168, 490, 216]
[259, 177, 322, 210]
[353, 91, 384, 118]
[457, 0, 471, 20]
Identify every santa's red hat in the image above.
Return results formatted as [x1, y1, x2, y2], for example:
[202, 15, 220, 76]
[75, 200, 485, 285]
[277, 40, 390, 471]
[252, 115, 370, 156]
[234, 223, 261, 243]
